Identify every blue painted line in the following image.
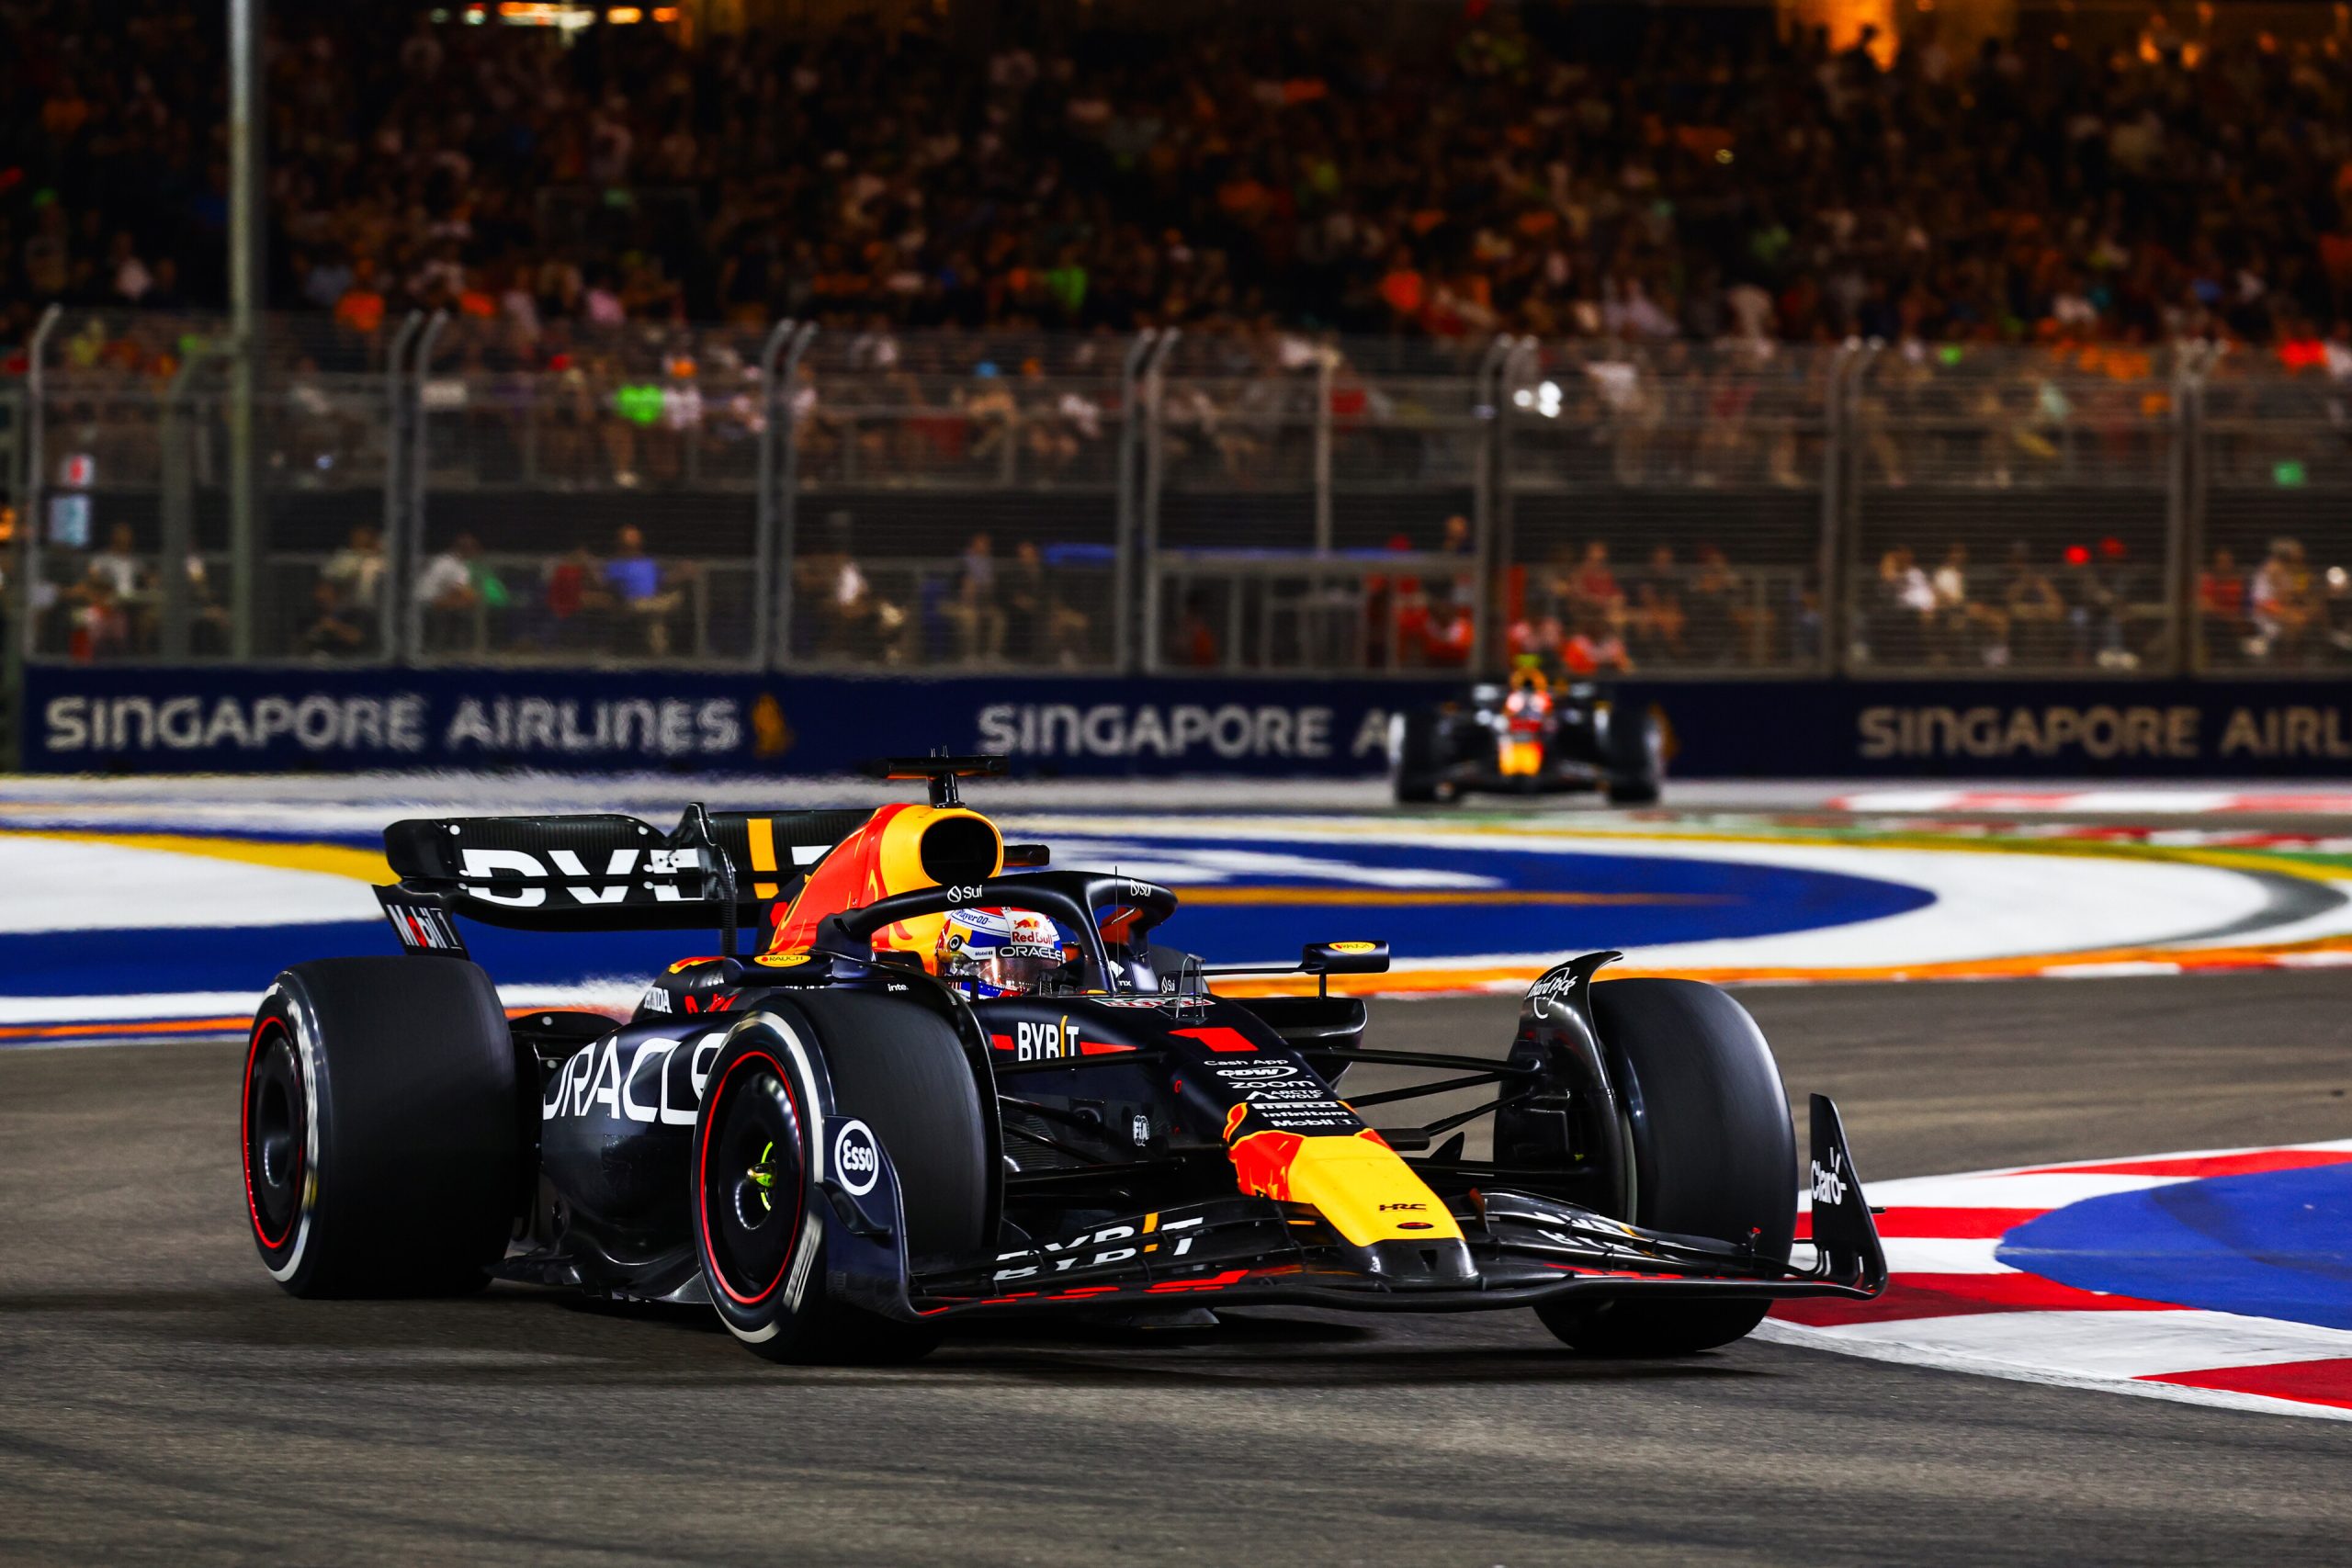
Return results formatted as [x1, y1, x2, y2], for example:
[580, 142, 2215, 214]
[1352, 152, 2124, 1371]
[1056, 838, 1932, 962]
[1997, 1166, 2352, 1333]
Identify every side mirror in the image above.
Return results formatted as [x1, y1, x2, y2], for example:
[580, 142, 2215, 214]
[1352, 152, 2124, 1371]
[1301, 941, 1390, 976]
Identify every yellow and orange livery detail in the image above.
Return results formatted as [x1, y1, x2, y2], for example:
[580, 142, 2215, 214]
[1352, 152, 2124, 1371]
[1221, 1106, 1464, 1248]
[764, 803, 1003, 967]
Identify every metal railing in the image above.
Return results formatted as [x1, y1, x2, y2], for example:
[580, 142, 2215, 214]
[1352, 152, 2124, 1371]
[8, 313, 2350, 678]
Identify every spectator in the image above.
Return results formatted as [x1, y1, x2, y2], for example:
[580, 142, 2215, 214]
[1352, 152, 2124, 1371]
[320, 525, 387, 624]
[1683, 547, 1743, 664]
[68, 574, 130, 661]
[1868, 547, 1935, 664]
[85, 524, 144, 600]
[182, 555, 232, 656]
[1562, 604, 1634, 676]
[2250, 538, 2318, 665]
[1003, 540, 1091, 667]
[1930, 544, 2004, 666]
[1173, 589, 1222, 669]
[2000, 543, 2066, 665]
[603, 525, 685, 657]
[1566, 542, 1622, 621]
[416, 533, 505, 653]
[1441, 514, 1474, 556]
[1629, 545, 1686, 663]
[541, 544, 615, 652]
[2197, 547, 2248, 665]
[294, 579, 369, 658]
[2057, 545, 2127, 669]
[944, 530, 1005, 662]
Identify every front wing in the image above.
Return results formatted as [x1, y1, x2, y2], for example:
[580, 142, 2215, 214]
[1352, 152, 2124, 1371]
[886, 1097, 1886, 1323]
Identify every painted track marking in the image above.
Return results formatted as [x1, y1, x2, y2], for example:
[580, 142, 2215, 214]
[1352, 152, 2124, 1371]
[1766, 1140, 2352, 1422]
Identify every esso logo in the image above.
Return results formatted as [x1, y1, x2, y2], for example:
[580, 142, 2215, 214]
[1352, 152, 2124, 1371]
[833, 1120, 879, 1196]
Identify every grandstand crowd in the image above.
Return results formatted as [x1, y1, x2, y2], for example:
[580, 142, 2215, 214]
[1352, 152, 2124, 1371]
[5, 3, 2348, 678]
[7, 2, 2352, 352]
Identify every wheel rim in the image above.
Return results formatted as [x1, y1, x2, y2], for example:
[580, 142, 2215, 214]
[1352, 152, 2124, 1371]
[242, 1019, 306, 1251]
[697, 1055, 808, 1306]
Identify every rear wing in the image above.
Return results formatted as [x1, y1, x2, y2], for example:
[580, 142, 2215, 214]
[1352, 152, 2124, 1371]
[373, 804, 874, 951]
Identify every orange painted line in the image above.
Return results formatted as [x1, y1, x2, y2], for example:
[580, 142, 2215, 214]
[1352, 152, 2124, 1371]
[503, 1003, 631, 1021]
[0, 1015, 250, 1041]
[1207, 933, 2352, 997]
[1177, 886, 1725, 907]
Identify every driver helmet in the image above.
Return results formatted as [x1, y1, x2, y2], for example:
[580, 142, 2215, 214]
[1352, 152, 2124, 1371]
[938, 907, 1071, 998]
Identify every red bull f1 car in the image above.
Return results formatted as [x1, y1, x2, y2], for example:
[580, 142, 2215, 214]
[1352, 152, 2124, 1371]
[242, 756, 1883, 1362]
[1391, 666, 1665, 807]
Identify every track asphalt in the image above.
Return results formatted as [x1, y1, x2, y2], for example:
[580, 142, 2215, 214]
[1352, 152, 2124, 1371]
[4, 971, 2348, 1565]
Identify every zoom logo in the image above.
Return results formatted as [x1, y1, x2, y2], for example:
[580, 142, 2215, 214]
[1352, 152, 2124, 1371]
[833, 1120, 880, 1196]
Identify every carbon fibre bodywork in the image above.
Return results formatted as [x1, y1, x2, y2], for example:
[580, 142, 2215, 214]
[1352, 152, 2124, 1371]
[503, 936, 1884, 1325]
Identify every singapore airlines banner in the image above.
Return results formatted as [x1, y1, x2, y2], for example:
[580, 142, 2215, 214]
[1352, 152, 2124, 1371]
[20, 665, 2352, 778]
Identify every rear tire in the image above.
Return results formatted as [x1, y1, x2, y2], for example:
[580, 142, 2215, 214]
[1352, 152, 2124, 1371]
[1536, 978, 1795, 1355]
[694, 993, 989, 1363]
[242, 958, 521, 1297]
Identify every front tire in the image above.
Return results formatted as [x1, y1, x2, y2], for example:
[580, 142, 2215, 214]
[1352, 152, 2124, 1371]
[1392, 709, 1452, 806]
[242, 958, 521, 1297]
[1602, 704, 1664, 807]
[1537, 978, 1795, 1355]
[694, 992, 989, 1363]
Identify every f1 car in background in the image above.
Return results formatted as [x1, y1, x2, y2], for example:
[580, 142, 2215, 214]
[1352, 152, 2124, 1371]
[241, 756, 1881, 1363]
[1390, 664, 1665, 807]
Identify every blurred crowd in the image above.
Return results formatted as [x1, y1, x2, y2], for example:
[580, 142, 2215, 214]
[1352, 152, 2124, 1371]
[10, 3, 2352, 353]
[1854, 533, 2352, 671]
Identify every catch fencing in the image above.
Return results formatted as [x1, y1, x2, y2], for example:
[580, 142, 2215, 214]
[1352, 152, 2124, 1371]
[6, 311, 2348, 681]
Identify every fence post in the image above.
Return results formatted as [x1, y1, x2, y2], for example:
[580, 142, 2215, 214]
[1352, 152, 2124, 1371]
[1137, 330, 1179, 672]
[1114, 329, 1158, 675]
[18, 304, 62, 663]
[1312, 347, 1336, 555]
[1492, 336, 1539, 671]
[1827, 341, 1879, 674]
[380, 312, 424, 661]
[1472, 333, 1514, 671]
[401, 311, 450, 663]
[752, 317, 797, 670]
[771, 321, 817, 667]
[2168, 342, 2210, 675]
[158, 345, 232, 658]
[1819, 342, 1857, 676]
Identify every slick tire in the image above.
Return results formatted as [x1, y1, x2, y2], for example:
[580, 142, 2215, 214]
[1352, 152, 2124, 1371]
[1393, 710, 1449, 806]
[693, 992, 989, 1365]
[1536, 979, 1796, 1356]
[243, 958, 522, 1298]
[1601, 704, 1664, 807]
